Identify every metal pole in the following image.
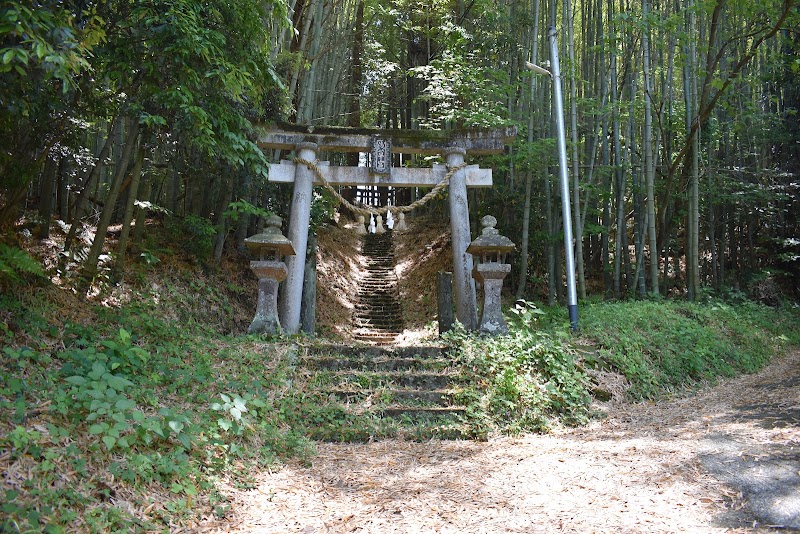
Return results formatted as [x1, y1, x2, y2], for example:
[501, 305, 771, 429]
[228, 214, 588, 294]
[548, 26, 579, 332]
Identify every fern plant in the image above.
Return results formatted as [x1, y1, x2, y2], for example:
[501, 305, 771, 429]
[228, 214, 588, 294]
[0, 243, 45, 286]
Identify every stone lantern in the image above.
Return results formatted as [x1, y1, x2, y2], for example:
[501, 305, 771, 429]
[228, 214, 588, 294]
[467, 215, 515, 335]
[244, 215, 296, 335]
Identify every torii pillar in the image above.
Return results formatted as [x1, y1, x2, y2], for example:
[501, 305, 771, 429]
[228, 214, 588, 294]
[445, 147, 478, 330]
[279, 142, 318, 333]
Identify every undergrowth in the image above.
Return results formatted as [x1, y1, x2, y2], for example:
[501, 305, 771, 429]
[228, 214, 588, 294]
[569, 298, 799, 399]
[0, 289, 315, 533]
[445, 298, 800, 434]
[446, 303, 592, 434]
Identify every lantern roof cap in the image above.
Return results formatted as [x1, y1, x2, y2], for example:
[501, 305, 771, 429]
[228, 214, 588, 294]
[467, 215, 515, 255]
[244, 214, 296, 256]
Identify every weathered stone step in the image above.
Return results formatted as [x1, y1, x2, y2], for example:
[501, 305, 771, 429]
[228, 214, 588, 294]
[354, 306, 401, 313]
[331, 371, 454, 390]
[380, 406, 466, 419]
[355, 293, 400, 300]
[396, 423, 477, 441]
[352, 333, 401, 343]
[353, 315, 402, 322]
[357, 292, 399, 298]
[355, 229, 403, 343]
[353, 322, 403, 330]
[352, 330, 402, 338]
[353, 316, 403, 324]
[354, 308, 399, 315]
[303, 356, 450, 373]
[353, 314, 402, 321]
[320, 388, 455, 405]
[293, 342, 478, 441]
[354, 309, 402, 317]
[306, 345, 446, 359]
[354, 308, 402, 315]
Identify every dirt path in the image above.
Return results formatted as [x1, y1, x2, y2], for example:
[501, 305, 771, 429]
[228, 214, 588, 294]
[198, 351, 800, 533]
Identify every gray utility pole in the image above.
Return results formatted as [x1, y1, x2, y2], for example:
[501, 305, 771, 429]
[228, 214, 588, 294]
[526, 25, 579, 332]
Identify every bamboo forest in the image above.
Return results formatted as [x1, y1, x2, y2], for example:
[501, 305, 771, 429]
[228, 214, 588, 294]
[2, 0, 798, 301]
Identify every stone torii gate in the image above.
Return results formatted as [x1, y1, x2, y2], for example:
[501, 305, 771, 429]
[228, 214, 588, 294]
[257, 122, 516, 335]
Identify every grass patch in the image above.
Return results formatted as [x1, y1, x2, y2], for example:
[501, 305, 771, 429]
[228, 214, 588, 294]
[446, 298, 800, 435]
[577, 299, 800, 399]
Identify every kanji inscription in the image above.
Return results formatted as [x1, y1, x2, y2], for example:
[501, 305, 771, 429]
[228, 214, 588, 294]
[371, 137, 391, 174]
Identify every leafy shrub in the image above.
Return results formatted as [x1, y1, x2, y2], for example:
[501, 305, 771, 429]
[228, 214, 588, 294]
[166, 214, 217, 260]
[447, 318, 592, 434]
[223, 199, 273, 223]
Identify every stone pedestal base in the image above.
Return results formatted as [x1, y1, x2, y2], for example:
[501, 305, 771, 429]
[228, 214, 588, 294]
[249, 261, 288, 335]
[475, 263, 511, 335]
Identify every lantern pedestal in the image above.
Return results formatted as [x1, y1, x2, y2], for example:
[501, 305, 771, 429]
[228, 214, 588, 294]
[248, 261, 288, 335]
[475, 263, 511, 335]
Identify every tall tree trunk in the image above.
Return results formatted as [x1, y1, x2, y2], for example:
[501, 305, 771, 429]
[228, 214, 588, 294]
[609, 0, 626, 298]
[132, 169, 152, 245]
[516, 0, 541, 300]
[213, 175, 233, 263]
[685, 0, 701, 300]
[81, 117, 140, 283]
[642, 0, 660, 295]
[38, 151, 59, 239]
[64, 119, 117, 253]
[113, 144, 146, 277]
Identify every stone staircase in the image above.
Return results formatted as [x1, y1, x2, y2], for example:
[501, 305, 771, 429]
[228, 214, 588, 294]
[352, 232, 404, 344]
[297, 344, 478, 441]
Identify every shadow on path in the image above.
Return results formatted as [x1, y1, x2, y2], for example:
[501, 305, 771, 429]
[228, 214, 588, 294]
[700, 390, 800, 530]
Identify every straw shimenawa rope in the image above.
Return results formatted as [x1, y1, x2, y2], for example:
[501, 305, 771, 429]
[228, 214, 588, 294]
[293, 157, 467, 217]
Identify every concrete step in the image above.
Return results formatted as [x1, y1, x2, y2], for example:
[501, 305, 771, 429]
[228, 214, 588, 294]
[380, 405, 466, 419]
[319, 388, 456, 406]
[293, 343, 481, 441]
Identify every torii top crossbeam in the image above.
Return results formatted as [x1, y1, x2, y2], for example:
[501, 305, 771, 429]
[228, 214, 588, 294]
[257, 122, 517, 155]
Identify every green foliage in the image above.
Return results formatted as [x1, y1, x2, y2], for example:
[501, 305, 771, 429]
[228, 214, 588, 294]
[168, 214, 217, 260]
[579, 300, 794, 399]
[1, 0, 291, 230]
[309, 190, 338, 231]
[0, 291, 314, 532]
[0, 243, 45, 287]
[0, 3, 102, 86]
[410, 50, 513, 128]
[223, 199, 273, 223]
[447, 317, 592, 434]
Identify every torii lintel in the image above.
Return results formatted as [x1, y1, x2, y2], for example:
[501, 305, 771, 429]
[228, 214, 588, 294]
[256, 122, 517, 155]
[268, 161, 493, 188]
